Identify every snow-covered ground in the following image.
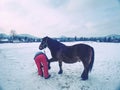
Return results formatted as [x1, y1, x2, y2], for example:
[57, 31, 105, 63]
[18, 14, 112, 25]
[0, 42, 120, 90]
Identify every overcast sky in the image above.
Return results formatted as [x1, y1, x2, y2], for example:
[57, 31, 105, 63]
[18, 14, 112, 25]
[0, 0, 120, 37]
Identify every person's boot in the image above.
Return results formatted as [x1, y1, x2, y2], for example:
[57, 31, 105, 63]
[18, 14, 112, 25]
[45, 75, 51, 79]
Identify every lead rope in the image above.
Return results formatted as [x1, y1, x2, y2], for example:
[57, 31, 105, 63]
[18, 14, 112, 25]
[43, 49, 46, 54]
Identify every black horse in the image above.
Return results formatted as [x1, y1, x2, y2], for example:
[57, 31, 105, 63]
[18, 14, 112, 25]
[39, 36, 94, 80]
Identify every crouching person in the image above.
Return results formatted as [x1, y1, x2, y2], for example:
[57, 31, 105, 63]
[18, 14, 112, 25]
[34, 51, 51, 79]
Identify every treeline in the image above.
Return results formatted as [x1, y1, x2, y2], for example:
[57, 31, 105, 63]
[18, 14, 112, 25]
[0, 33, 120, 43]
[0, 33, 41, 43]
[56, 36, 120, 43]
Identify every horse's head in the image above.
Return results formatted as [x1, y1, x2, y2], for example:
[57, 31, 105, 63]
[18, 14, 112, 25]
[39, 36, 48, 50]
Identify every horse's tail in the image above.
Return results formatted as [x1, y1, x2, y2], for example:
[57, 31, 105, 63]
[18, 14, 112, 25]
[89, 47, 94, 72]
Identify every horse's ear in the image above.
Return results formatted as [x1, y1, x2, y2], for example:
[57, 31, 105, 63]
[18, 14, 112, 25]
[45, 36, 49, 39]
[42, 36, 49, 40]
[46, 36, 48, 38]
[42, 36, 48, 39]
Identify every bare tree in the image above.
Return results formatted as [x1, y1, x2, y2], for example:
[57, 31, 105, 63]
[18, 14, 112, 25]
[10, 30, 16, 41]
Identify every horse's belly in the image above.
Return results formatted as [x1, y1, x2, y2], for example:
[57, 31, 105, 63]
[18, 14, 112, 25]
[63, 60, 77, 63]
[63, 57, 81, 63]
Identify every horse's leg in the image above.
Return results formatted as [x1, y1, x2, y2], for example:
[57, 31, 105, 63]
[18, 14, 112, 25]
[81, 60, 89, 80]
[48, 58, 57, 69]
[58, 60, 63, 74]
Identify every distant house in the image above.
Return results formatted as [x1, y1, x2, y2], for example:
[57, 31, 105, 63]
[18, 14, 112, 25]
[12, 40, 21, 43]
[0, 38, 9, 43]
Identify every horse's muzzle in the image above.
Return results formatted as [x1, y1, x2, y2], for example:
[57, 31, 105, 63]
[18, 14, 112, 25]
[39, 45, 43, 50]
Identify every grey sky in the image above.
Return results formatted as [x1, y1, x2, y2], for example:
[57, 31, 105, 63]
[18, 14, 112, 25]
[0, 0, 120, 37]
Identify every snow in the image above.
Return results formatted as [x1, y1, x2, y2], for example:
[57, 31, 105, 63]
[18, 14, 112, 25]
[0, 42, 120, 90]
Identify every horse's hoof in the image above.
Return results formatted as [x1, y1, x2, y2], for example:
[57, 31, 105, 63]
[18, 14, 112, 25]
[81, 76, 88, 80]
[58, 71, 63, 74]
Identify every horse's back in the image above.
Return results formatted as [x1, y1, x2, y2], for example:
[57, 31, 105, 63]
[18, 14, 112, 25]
[71, 43, 93, 58]
[73, 43, 92, 48]
[60, 43, 93, 59]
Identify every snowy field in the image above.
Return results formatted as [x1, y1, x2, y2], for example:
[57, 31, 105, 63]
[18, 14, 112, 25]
[0, 42, 120, 90]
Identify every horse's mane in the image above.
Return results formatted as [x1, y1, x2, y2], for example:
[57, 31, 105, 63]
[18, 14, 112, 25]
[46, 36, 65, 51]
[47, 37, 65, 46]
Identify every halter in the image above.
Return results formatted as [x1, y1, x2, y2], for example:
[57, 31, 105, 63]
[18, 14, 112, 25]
[41, 37, 48, 49]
